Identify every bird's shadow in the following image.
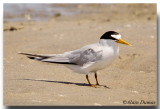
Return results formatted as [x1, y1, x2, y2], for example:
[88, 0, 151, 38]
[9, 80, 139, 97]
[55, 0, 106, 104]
[20, 78, 89, 86]
[19, 78, 109, 88]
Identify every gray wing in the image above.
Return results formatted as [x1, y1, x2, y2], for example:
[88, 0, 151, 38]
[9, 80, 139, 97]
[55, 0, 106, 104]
[19, 44, 103, 66]
[66, 48, 103, 66]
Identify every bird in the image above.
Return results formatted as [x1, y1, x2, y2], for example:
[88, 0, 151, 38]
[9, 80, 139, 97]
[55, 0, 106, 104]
[18, 31, 131, 87]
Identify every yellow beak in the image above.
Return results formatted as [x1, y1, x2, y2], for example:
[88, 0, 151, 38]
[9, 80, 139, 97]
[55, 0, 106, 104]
[116, 38, 132, 46]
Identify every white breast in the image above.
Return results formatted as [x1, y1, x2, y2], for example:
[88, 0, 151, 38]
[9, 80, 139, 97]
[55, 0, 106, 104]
[83, 45, 119, 73]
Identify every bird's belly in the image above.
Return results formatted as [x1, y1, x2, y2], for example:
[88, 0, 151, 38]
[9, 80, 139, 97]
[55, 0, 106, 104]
[89, 56, 116, 72]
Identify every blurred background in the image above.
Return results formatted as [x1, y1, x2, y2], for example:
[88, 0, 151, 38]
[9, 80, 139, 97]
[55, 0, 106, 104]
[4, 3, 156, 22]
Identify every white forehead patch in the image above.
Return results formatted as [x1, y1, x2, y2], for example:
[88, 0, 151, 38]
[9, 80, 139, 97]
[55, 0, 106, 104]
[111, 34, 121, 40]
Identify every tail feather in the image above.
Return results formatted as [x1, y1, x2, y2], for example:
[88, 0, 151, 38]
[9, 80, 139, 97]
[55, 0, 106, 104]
[18, 52, 76, 65]
[18, 52, 53, 58]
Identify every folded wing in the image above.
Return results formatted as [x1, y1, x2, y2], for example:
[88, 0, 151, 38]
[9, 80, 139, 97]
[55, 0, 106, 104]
[18, 52, 76, 65]
[18, 45, 102, 66]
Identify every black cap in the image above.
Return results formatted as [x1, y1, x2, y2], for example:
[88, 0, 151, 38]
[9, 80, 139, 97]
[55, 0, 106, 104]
[100, 31, 119, 40]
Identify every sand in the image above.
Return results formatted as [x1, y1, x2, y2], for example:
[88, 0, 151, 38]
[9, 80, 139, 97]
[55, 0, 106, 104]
[4, 4, 157, 106]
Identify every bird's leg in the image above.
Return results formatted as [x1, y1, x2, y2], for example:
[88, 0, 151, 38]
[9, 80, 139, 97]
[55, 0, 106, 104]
[94, 72, 110, 88]
[86, 74, 97, 87]
[86, 74, 91, 85]
[95, 72, 100, 85]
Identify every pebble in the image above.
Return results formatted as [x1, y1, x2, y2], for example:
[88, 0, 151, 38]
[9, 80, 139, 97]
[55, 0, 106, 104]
[131, 90, 139, 94]
[94, 103, 102, 106]
[58, 94, 65, 97]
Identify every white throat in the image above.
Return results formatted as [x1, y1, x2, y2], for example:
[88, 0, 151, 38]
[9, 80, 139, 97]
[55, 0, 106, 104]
[99, 39, 119, 55]
[99, 39, 117, 47]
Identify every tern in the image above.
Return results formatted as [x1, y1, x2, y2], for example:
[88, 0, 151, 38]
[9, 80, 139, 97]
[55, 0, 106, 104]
[19, 31, 131, 87]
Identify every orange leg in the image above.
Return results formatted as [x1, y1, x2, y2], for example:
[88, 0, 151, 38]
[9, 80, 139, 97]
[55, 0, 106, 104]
[95, 72, 100, 85]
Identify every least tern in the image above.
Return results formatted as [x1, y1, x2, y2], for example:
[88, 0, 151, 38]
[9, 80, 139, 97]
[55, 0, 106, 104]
[19, 31, 131, 87]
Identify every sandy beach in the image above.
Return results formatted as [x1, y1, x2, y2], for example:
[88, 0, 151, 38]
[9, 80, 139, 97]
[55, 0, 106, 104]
[4, 4, 157, 106]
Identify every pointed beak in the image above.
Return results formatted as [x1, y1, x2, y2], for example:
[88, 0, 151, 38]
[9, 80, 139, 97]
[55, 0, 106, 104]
[116, 38, 132, 46]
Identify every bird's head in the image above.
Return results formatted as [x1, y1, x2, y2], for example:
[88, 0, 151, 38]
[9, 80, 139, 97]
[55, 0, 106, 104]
[100, 31, 132, 46]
